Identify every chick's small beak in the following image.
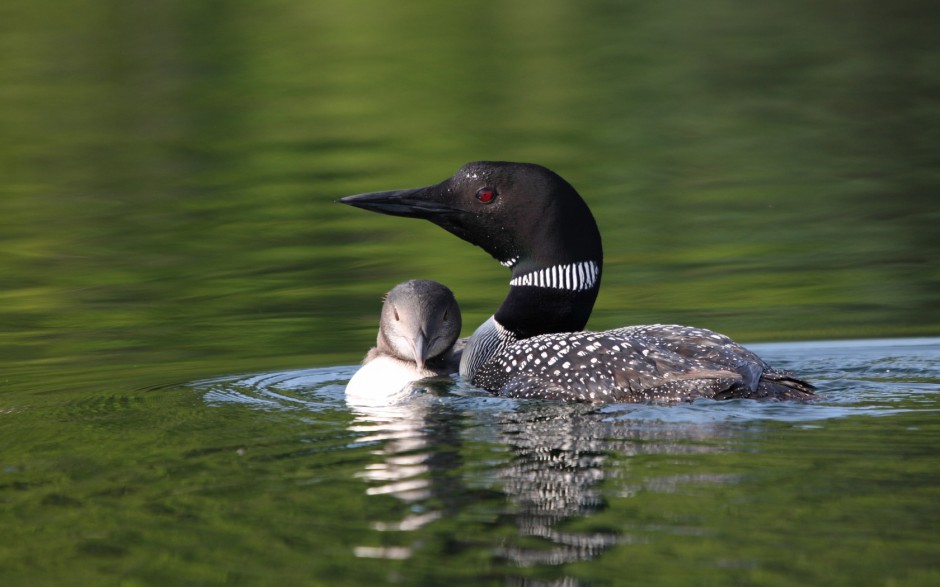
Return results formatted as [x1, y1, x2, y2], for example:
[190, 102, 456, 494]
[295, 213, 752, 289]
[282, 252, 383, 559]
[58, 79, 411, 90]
[411, 329, 428, 370]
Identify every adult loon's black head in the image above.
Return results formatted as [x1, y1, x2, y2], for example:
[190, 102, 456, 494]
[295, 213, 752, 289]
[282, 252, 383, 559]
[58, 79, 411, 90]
[339, 162, 603, 339]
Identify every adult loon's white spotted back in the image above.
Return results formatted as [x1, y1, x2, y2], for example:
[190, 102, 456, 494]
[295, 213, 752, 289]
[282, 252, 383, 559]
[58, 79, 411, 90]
[339, 162, 814, 402]
[345, 280, 462, 402]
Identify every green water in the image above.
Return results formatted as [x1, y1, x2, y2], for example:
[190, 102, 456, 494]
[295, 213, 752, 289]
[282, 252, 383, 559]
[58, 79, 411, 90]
[2, 1, 939, 585]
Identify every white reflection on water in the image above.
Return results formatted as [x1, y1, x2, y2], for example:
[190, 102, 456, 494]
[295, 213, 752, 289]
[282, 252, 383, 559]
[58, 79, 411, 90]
[346, 400, 445, 545]
[347, 396, 438, 505]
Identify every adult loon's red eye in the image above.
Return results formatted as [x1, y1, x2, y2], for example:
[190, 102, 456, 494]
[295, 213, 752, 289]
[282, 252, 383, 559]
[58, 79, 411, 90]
[475, 188, 496, 204]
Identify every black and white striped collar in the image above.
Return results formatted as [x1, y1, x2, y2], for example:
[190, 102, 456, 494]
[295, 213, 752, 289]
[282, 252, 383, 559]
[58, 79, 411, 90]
[509, 260, 600, 292]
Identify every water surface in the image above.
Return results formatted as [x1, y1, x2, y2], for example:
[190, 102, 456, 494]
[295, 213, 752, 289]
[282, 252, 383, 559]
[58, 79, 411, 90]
[4, 339, 939, 585]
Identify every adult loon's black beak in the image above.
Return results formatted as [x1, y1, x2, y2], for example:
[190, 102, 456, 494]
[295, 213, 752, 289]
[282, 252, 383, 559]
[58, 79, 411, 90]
[338, 185, 457, 219]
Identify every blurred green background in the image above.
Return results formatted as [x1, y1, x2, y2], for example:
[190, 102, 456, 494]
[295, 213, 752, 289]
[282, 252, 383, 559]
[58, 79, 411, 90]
[2, 0, 938, 397]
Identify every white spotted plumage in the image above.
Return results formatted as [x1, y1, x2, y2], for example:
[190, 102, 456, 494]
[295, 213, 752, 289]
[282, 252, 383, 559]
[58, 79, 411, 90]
[472, 324, 814, 403]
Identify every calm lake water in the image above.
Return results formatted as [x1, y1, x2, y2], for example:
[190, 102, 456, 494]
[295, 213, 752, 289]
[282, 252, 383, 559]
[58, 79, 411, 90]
[2, 1, 939, 585]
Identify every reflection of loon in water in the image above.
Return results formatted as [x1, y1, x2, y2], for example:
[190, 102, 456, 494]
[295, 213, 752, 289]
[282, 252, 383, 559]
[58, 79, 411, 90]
[347, 396, 466, 561]
[340, 161, 815, 403]
[490, 406, 735, 569]
[345, 280, 462, 403]
[348, 395, 740, 572]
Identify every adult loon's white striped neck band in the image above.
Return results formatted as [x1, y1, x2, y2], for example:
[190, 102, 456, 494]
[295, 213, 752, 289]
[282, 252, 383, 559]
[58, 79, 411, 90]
[339, 161, 814, 403]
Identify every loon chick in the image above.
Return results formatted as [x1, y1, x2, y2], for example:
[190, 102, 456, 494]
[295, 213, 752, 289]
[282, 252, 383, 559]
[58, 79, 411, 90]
[345, 279, 462, 401]
[339, 162, 814, 403]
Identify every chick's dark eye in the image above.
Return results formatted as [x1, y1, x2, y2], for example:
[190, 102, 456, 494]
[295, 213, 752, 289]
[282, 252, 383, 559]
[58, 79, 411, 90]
[475, 188, 496, 204]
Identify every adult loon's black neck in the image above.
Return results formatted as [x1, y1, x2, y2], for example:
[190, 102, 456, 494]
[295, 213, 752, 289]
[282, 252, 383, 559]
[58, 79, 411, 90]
[496, 260, 602, 339]
[457, 256, 601, 380]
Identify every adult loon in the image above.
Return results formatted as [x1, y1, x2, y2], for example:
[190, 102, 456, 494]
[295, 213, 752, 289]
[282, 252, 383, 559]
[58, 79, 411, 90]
[339, 162, 814, 403]
[345, 279, 463, 401]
